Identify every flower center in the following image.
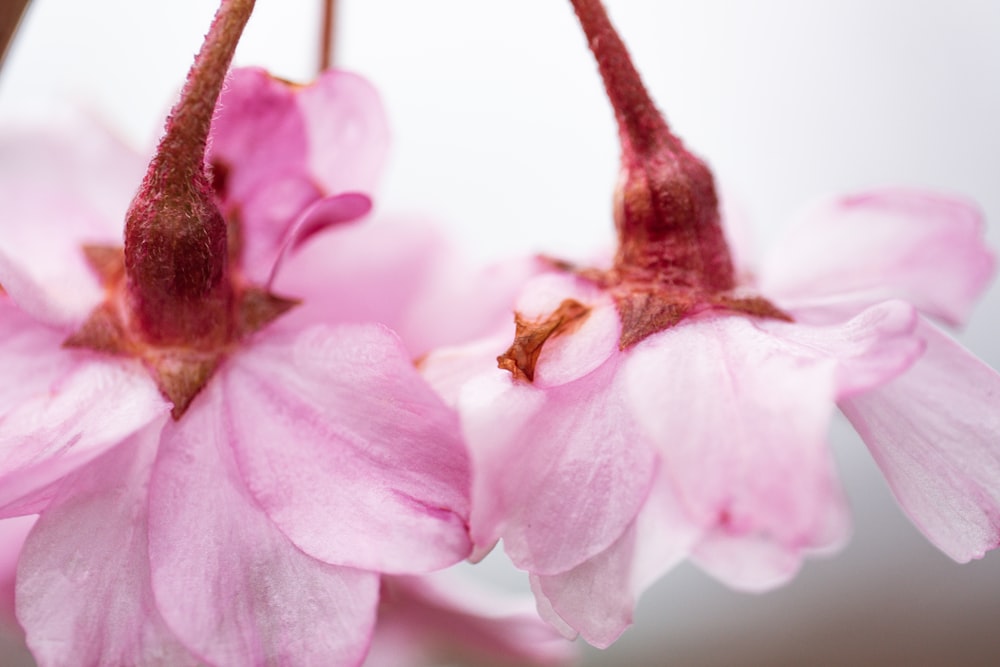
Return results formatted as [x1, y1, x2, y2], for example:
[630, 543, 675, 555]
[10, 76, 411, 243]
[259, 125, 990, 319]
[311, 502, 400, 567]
[63, 0, 295, 418]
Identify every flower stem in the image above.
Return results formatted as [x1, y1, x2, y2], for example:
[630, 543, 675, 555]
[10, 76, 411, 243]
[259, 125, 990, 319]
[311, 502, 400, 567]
[568, 0, 735, 293]
[124, 0, 256, 346]
[319, 0, 336, 72]
[0, 0, 30, 72]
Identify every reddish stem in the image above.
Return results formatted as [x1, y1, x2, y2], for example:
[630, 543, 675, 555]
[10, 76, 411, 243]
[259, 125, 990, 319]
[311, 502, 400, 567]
[568, 0, 735, 292]
[0, 0, 30, 72]
[123, 0, 256, 345]
[320, 0, 336, 72]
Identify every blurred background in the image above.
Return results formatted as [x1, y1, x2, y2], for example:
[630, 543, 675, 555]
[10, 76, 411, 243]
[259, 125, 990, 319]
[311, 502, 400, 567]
[1, 0, 999, 665]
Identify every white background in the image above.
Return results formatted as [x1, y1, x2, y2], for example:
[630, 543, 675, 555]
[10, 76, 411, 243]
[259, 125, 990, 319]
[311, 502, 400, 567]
[2, 1, 999, 665]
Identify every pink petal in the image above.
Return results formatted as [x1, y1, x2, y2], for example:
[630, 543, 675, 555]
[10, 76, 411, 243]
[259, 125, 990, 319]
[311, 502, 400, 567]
[223, 325, 471, 573]
[526, 288, 621, 389]
[458, 359, 657, 575]
[209, 68, 310, 210]
[0, 515, 35, 631]
[297, 69, 390, 197]
[366, 572, 576, 667]
[840, 318, 1000, 563]
[147, 384, 379, 667]
[0, 303, 169, 516]
[16, 428, 197, 666]
[266, 192, 373, 286]
[274, 218, 537, 357]
[529, 468, 699, 647]
[760, 189, 995, 325]
[209, 68, 389, 284]
[621, 307, 922, 589]
[0, 123, 142, 325]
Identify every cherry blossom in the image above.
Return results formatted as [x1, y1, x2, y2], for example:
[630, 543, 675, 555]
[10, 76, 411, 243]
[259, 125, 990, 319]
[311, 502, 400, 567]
[422, 0, 999, 647]
[0, 1, 470, 664]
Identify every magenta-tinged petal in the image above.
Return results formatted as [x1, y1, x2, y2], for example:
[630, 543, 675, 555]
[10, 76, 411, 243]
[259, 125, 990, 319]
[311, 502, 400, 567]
[760, 190, 995, 325]
[147, 384, 379, 667]
[623, 313, 894, 586]
[17, 428, 197, 666]
[459, 359, 657, 575]
[841, 319, 1000, 563]
[209, 67, 310, 209]
[266, 192, 373, 285]
[223, 325, 471, 573]
[0, 305, 169, 516]
[209, 68, 388, 284]
[365, 572, 576, 667]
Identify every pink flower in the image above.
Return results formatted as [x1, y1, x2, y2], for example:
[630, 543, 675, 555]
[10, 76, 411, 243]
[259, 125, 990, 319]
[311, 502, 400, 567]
[0, 3, 469, 664]
[423, 0, 999, 647]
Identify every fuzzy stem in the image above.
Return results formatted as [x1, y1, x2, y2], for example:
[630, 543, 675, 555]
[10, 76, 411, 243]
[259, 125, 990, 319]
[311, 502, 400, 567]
[150, 0, 255, 192]
[568, 0, 735, 292]
[124, 0, 255, 346]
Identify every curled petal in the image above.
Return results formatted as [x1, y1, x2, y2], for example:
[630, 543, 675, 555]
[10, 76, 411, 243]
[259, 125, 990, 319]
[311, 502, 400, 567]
[148, 385, 379, 667]
[224, 325, 471, 573]
[17, 428, 197, 666]
[622, 309, 920, 588]
[459, 360, 657, 575]
[841, 318, 1000, 563]
[266, 191, 372, 286]
[760, 190, 995, 325]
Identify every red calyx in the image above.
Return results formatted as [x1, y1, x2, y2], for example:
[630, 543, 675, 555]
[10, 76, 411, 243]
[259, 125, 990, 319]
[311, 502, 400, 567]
[65, 0, 298, 418]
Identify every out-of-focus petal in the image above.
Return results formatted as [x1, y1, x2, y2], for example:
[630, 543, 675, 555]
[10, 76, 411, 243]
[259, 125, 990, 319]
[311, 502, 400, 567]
[17, 428, 197, 666]
[458, 360, 657, 575]
[296, 69, 390, 197]
[274, 218, 537, 357]
[0, 304, 169, 515]
[224, 324, 471, 574]
[841, 318, 1000, 563]
[0, 123, 141, 325]
[147, 384, 379, 667]
[622, 308, 921, 588]
[760, 190, 995, 325]
[366, 572, 575, 667]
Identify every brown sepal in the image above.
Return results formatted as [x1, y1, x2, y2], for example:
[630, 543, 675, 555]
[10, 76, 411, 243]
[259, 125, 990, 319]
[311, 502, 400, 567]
[82, 245, 125, 287]
[498, 299, 590, 382]
[237, 287, 300, 337]
[614, 289, 695, 349]
[63, 302, 130, 355]
[146, 350, 221, 419]
[711, 294, 793, 323]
